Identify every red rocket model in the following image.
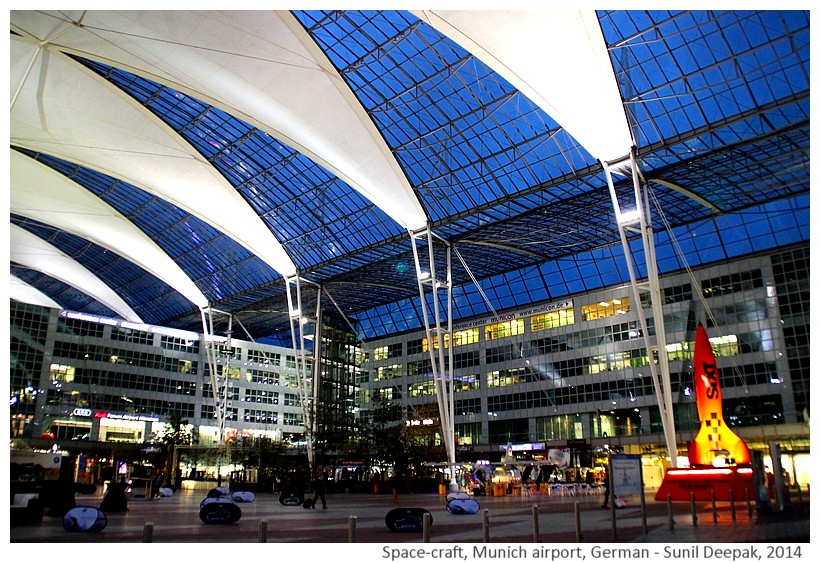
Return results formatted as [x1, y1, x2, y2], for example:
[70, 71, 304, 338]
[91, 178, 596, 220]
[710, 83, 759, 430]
[687, 323, 751, 466]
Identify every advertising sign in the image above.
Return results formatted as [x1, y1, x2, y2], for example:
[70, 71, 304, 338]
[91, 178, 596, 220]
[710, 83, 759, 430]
[610, 454, 642, 496]
[547, 448, 571, 468]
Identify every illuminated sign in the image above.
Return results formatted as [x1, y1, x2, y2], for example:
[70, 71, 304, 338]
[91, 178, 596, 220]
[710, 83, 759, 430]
[498, 443, 545, 452]
[72, 408, 93, 417]
[454, 300, 573, 330]
[94, 411, 160, 423]
[59, 310, 200, 341]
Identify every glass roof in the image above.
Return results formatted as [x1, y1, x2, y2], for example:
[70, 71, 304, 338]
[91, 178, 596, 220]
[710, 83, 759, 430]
[9, 9, 810, 342]
[13, 148, 281, 311]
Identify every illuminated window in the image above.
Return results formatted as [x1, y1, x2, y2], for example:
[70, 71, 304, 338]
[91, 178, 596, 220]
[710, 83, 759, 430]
[531, 309, 575, 331]
[587, 351, 634, 374]
[375, 364, 403, 381]
[581, 296, 630, 321]
[49, 364, 76, 383]
[485, 318, 524, 341]
[375, 386, 401, 401]
[454, 328, 480, 346]
[454, 374, 480, 392]
[373, 343, 402, 360]
[710, 334, 740, 357]
[665, 341, 693, 362]
[486, 367, 533, 388]
[409, 380, 436, 397]
[422, 328, 479, 351]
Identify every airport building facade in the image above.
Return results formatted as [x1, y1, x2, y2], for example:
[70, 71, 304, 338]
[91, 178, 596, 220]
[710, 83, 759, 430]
[9, 243, 810, 485]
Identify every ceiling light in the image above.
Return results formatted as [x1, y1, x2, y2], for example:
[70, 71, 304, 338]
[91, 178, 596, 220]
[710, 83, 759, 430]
[618, 209, 640, 224]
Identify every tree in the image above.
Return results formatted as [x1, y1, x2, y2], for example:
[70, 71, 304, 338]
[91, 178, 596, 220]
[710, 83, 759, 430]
[233, 436, 288, 492]
[158, 411, 193, 486]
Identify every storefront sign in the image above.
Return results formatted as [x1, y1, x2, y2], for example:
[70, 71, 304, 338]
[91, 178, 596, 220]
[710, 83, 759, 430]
[94, 411, 159, 423]
[454, 299, 573, 330]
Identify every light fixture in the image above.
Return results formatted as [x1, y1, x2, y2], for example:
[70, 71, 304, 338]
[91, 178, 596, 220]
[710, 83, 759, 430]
[617, 209, 640, 224]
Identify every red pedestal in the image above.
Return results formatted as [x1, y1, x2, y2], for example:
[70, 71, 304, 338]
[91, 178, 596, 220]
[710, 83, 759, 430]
[655, 466, 754, 501]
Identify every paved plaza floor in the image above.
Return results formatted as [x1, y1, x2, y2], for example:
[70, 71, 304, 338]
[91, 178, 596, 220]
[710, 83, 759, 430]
[9, 486, 810, 546]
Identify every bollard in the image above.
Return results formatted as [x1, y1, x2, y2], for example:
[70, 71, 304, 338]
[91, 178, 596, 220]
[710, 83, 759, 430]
[796, 483, 804, 512]
[640, 483, 648, 535]
[258, 520, 267, 543]
[690, 492, 698, 527]
[142, 522, 153, 543]
[667, 494, 675, 532]
[729, 489, 736, 521]
[423, 513, 432, 543]
[611, 497, 617, 542]
[574, 502, 582, 543]
[711, 490, 718, 523]
[532, 505, 540, 543]
[482, 509, 490, 543]
[348, 515, 357, 543]
[745, 488, 753, 518]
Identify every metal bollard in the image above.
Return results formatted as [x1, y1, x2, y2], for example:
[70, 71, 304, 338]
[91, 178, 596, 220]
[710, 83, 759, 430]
[796, 483, 804, 512]
[348, 515, 357, 543]
[423, 513, 432, 543]
[482, 509, 490, 543]
[142, 522, 153, 543]
[711, 490, 718, 523]
[532, 505, 540, 543]
[690, 492, 698, 527]
[611, 498, 617, 542]
[258, 520, 267, 543]
[729, 489, 736, 521]
[574, 502, 582, 543]
[667, 494, 675, 531]
[745, 488, 753, 518]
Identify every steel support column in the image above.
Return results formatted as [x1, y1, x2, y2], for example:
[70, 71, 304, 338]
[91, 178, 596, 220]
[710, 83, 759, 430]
[285, 274, 320, 472]
[199, 306, 233, 445]
[410, 227, 458, 490]
[602, 148, 678, 468]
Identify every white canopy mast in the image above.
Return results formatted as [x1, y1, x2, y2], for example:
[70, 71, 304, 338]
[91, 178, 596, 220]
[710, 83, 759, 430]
[410, 227, 458, 491]
[285, 274, 322, 473]
[200, 307, 234, 446]
[602, 150, 678, 467]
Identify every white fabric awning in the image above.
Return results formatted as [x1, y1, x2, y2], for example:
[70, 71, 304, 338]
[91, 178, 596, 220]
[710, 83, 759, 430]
[412, 10, 633, 163]
[11, 150, 209, 308]
[10, 224, 143, 322]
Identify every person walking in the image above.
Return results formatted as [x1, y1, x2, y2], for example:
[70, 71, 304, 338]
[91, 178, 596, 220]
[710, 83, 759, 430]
[390, 471, 401, 504]
[600, 467, 611, 508]
[311, 469, 327, 509]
